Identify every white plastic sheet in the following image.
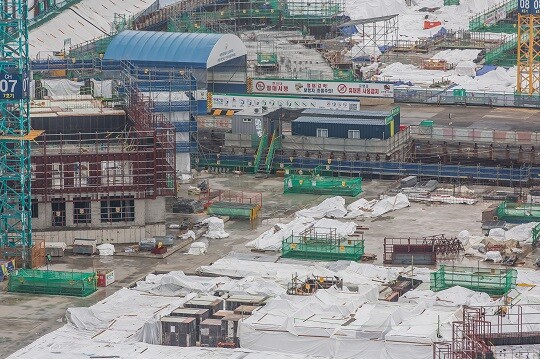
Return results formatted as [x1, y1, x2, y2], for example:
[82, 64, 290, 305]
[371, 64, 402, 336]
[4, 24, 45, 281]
[295, 196, 347, 219]
[245, 217, 314, 251]
[187, 242, 207, 255]
[97, 243, 115, 256]
[203, 217, 229, 239]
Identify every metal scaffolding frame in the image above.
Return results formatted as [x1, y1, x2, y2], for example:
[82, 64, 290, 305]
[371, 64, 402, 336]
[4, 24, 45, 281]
[339, 15, 399, 63]
[434, 304, 540, 359]
[167, 0, 346, 37]
[0, 1, 33, 259]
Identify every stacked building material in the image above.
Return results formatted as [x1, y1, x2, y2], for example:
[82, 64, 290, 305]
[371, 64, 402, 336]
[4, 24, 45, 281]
[170, 307, 210, 340]
[184, 296, 224, 316]
[200, 318, 226, 347]
[161, 316, 197, 347]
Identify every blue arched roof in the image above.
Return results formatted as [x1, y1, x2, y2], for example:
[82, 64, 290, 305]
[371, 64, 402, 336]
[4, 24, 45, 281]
[104, 31, 246, 68]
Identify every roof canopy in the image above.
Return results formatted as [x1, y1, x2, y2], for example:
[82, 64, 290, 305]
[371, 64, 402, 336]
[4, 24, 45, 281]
[104, 31, 247, 68]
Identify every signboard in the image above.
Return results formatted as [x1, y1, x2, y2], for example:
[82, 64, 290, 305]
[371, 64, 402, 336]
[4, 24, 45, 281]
[250, 79, 394, 98]
[518, 0, 540, 14]
[0, 72, 28, 100]
[211, 93, 360, 111]
[484, 8, 507, 26]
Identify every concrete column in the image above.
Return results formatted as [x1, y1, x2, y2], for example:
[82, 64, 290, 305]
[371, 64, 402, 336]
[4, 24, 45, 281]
[91, 200, 102, 226]
[65, 201, 74, 227]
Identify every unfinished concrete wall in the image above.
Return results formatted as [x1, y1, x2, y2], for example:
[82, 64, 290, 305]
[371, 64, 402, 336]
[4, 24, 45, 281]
[34, 223, 166, 245]
[145, 197, 166, 224]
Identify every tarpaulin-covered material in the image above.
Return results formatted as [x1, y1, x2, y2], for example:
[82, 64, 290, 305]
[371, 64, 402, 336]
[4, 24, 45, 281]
[203, 217, 229, 239]
[239, 288, 459, 359]
[199, 256, 401, 290]
[296, 196, 348, 219]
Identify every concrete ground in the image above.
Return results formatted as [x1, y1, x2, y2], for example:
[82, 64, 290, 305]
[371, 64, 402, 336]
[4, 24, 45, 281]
[375, 103, 540, 131]
[0, 173, 537, 357]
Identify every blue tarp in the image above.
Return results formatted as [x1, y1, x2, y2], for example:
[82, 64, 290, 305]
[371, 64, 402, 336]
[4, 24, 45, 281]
[431, 27, 447, 40]
[476, 65, 497, 76]
[339, 24, 358, 37]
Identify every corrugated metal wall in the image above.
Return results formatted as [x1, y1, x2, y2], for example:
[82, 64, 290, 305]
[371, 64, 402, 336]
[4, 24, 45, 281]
[292, 121, 389, 140]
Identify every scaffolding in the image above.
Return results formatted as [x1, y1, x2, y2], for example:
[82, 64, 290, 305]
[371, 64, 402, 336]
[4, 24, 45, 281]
[8, 269, 97, 297]
[31, 130, 175, 203]
[430, 265, 518, 296]
[281, 227, 365, 261]
[168, 0, 345, 38]
[284, 173, 362, 196]
[338, 15, 399, 69]
[434, 304, 540, 359]
[0, 1, 33, 260]
[255, 36, 279, 75]
[495, 200, 540, 223]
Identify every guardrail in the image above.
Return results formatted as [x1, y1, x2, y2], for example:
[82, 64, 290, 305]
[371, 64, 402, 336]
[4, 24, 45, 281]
[394, 88, 540, 108]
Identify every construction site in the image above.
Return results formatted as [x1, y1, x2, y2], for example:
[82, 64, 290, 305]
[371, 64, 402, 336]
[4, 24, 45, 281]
[1, 0, 540, 359]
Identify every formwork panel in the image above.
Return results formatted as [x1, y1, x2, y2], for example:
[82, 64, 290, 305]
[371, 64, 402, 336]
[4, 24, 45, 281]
[8, 269, 97, 297]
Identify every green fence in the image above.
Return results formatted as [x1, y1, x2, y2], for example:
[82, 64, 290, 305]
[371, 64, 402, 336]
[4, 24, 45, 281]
[284, 175, 362, 196]
[8, 269, 97, 297]
[430, 265, 517, 296]
[207, 202, 260, 220]
[496, 200, 540, 223]
[282, 236, 364, 261]
[532, 223, 540, 246]
[469, 0, 517, 32]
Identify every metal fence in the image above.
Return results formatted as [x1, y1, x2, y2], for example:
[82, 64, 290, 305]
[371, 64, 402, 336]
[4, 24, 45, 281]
[395, 88, 540, 109]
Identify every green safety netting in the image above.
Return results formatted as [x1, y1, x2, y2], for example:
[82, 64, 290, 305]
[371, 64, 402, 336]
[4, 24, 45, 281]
[8, 269, 97, 297]
[496, 200, 540, 223]
[284, 175, 362, 196]
[430, 265, 517, 296]
[282, 236, 364, 261]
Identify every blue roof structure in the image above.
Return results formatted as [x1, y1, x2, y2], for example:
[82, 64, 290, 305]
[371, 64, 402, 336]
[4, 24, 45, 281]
[104, 30, 247, 69]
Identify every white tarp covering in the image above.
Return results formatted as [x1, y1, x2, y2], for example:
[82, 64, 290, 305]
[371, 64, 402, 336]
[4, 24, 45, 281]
[30, 0, 152, 57]
[245, 217, 358, 251]
[245, 217, 314, 251]
[37, 79, 113, 99]
[203, 217, 229, 239]
[346, 194, 410, 218]
[399, 286, 493, 307]
[96, 243, 115, 256]
[454, 61, 477, 77]
[187, 242, 208, 255]
[239, 288, 459, 359]
[488, 222, 538, 244]
[296, 196, 348, 219]
[199, 256, 401, 290]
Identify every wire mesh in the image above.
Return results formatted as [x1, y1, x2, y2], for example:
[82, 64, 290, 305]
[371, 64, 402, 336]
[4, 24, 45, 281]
[8, 269, 98, 297]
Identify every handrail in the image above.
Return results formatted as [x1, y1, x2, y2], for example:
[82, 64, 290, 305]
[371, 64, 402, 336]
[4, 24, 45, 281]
[469, 0, 517, 31]
[252, 133, 268, 173]
[265, 131, 280, 173]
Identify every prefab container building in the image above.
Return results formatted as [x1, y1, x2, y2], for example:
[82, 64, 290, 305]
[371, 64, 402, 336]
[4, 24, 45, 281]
[292, 107, 400, 140]
[292, 116, 391, 140]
